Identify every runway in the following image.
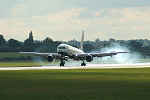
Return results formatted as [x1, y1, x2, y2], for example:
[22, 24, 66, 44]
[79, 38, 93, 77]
[0, 63, 150, 70]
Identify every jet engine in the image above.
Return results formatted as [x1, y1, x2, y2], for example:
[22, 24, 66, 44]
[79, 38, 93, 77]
[85, 55, 93, 62]
[46, 55, 54, 62]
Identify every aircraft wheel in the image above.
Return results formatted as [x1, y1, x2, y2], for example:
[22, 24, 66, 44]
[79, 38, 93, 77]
[81, 63, 86, 66]
[60, 62, 65, 66]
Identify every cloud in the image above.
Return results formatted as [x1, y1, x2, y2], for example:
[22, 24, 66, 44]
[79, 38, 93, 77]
[1, 2, 150, 41]
[89, 7, 150, 30]
[33, 8, 86, 23]
[51, 19, 90, 31]
[63, 0, 150, 8]
[32, 8, 89, 31]
[94, 7, 150, 23]
[9, 4, 27, 17]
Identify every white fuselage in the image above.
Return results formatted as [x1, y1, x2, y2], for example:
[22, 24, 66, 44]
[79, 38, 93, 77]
[57, 44, 84, 55]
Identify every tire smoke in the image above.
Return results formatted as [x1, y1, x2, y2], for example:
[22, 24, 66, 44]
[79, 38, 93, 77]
[92, 43, 141, 64]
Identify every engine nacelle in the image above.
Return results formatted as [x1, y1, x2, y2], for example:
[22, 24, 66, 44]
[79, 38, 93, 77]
[85, 55, 93, 62]
[46, 55, 54, 62]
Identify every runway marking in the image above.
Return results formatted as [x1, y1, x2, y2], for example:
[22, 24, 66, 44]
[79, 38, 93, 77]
[0, 63, 150, 70]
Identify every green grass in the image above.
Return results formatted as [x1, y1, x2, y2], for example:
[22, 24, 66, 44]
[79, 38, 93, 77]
[0, 68, 150, 100]
[0, 61, 44, 67]
[0, 61, 60, 67]
[0, 52, 33, 58]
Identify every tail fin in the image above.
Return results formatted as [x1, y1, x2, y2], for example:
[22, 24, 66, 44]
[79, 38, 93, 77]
[80, 31, 84, 51]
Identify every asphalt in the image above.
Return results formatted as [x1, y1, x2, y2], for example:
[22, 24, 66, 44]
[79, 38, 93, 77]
[0, 63, 150, 70]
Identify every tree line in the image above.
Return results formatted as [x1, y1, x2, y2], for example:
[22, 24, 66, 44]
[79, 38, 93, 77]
[67, 38, 150, 57]
[0, 31, 61, 53]
[0, 31, 150, 58]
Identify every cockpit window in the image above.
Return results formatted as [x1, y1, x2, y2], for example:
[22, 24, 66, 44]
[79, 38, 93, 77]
[58, 46, 66, 49]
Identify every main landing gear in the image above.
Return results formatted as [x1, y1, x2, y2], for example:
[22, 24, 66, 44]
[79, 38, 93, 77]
[59, 56, 86, 66]
[81, 60, 86, 66]
[60, 55, 65, 66]
[60, 62, 65, 66]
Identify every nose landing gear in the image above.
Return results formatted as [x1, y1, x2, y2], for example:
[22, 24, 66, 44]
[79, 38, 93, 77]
[60, 55, 65, 66]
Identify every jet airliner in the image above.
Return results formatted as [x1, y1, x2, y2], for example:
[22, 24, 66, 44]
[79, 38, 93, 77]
[20, 31, 130, 66]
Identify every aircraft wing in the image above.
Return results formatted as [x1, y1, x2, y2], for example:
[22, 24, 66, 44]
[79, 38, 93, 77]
[19, 52, 61, 57]
[76, 51, 130, 58]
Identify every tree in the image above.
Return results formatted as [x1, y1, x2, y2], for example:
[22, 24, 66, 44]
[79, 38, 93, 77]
[35, 37, 61, 53]
[7, 39, 22, 48]
[119, 41, 127, 47]
[128, 40, 143, 51]
[40, 37, 55, 52]
[29, 31, 33, 42]
[95, 38, 100, 43]
[23, 31, 34, 52]
[24, 39, 34, 47]
[6, 39, 22, 52]
[0, 35, 6, 46]
[83, 44, 94, 52]
[43, 37, 53, 44]
[24, 31, 34, 46]
[109, 38, 115, 43]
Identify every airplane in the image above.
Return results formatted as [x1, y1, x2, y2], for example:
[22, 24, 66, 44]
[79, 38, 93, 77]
[20, 31, 130, 66]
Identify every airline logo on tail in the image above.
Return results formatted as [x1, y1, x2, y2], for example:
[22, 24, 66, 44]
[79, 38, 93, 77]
[80, 31, 84, 51]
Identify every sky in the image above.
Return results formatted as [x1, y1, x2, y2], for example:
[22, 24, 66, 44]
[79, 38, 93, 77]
[0, 0, 150, 41]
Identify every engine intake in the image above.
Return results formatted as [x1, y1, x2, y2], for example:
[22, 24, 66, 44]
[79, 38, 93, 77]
[85, 55, 93, 62]
[46, 55, 54, 62]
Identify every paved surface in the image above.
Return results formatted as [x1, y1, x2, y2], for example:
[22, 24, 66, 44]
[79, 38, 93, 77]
[0, 63, 150, 70]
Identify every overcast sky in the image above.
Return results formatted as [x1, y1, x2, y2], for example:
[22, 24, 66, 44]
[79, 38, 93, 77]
[0, 0, 150, 41]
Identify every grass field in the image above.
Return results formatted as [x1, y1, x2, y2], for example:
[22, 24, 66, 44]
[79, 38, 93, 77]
[0, 61, 44, 67]
[0, 68, 150, 100]
[0, 61, 61, 67]
[0, 52, 33, 58]
[1, 52, 150, 67]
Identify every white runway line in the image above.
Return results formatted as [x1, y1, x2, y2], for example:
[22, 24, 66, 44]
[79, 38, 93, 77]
[0, 63, 150, 70]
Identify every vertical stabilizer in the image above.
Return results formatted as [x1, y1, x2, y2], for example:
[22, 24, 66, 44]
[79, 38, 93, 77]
[80, 31, 84, 51]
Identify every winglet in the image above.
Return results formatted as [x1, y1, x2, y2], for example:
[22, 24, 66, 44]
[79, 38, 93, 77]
[80, 31, 84, 51]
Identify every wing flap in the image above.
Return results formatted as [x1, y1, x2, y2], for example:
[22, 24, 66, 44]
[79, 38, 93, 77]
[19, 52, 60, 57]
[76, 51, 130, 58]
